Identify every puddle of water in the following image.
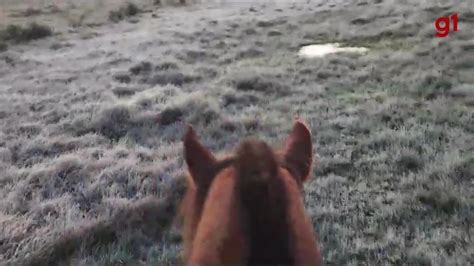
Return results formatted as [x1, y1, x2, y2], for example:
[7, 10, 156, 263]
[298, 43, 369, 58]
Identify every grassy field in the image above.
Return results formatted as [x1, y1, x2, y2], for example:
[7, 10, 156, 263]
[0, 0, 473, 265]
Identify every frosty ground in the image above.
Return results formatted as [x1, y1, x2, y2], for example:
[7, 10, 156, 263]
[0, 0, 473, 265]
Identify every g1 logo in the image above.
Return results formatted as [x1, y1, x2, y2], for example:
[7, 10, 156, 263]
[435, 13, 458, 38]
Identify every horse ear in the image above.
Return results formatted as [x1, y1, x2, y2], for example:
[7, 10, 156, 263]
[183, 125, 217, 188]
[283, 119, 313, 182]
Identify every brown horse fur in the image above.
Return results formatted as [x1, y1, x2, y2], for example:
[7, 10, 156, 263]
[179, 119, 322, 266]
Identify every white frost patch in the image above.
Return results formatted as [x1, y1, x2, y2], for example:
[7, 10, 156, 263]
[298, 43, 369, 58]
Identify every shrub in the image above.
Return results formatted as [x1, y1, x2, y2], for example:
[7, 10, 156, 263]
[0, 23, 52, 43]
[146, 71, 196, 86]
[230, 71, 289, 95]
[109, 3, 141, 23]
[414, 74, 453, 100]
[21, 8, 43, 17]
[158, 108, 183, 126]
[0, 42, 7, 52]
[124, 3, 140, 16]
[417, 188, 461, 214]
[396, 151, 424, 173]
[93, 105, 133, 141]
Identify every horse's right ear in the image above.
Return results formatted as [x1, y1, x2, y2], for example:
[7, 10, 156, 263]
[183, 125, 217, 188]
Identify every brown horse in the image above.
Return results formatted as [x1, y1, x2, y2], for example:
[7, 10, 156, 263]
[179, 119, 322, 266]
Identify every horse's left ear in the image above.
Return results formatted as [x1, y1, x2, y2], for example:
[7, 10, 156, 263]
[283, 119, 313, 182]
[183, 125, 217, 188]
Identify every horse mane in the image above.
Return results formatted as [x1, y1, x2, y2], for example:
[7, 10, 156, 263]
[180, 120, 321, 266]
[235, 139, 293, 265]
